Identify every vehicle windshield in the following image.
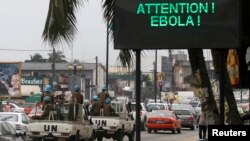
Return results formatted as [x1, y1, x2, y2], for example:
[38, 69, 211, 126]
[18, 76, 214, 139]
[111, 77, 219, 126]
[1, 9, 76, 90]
[147, 104, 165, 110]
[12, 102, 23, 108]
[0, 122, 17, 135]
[173, 110, 191, 115]
[189, 101, 199, 108]
[149, 112, 172, 117]
[0, 115, 18, 122]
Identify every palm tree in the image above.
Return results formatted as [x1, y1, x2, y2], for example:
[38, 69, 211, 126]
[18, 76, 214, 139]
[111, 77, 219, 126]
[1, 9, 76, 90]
[188, 49, 220, 124]
[48, 50, 67, 63]
[211, 49, 243, 124]
[25, 53, 44, 62]
[42, 0, 133, 67]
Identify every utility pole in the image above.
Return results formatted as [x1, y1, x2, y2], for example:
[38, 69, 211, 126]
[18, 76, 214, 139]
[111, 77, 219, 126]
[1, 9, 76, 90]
[106, 21, 109, 91]
[96, 56, 98, 94]
[169, 49, 175, 92]
[154, 50, 157, 103]
[52, 47, 56, 91]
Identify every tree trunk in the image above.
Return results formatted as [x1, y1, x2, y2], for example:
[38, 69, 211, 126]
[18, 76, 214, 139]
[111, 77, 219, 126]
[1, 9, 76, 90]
[188, 49, 220, 124]
[211, 49, 243, 124]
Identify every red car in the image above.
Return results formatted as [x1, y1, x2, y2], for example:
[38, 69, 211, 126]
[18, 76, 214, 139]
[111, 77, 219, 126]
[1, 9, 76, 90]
[147, 110, 182, 134]
[24, 103, 34, 115]
[27, 107, 44, 120]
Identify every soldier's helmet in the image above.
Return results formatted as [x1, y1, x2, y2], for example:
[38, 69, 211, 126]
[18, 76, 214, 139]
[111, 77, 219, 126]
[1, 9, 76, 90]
[44, 96, 51, 102]
[84, 100, 90, 106]
[44, 85, 52, 93]
[93, 95, 99, 101]
[105, 98, 111, 104]
[101, 85, 107, 91]
[74, 85, 80, 93]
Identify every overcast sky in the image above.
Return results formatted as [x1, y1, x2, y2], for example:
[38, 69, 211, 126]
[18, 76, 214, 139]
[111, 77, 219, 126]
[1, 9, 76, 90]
[0, 0, 124, 66]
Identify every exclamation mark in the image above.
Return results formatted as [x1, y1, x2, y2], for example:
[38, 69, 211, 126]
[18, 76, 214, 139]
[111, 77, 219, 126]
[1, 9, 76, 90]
[197, 15, 200, 26]
[212, 2, 215, 13]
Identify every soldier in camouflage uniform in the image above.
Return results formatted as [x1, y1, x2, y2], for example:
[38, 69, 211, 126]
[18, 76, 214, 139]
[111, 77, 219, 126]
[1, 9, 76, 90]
[41, 85, 54, 104]
[68, 95, 79, 121]
[103, 98, 112, 116]
[41, 96, 54, 120]
[90, 95, 100, 116]
[97, 85, 110, 108]
[72, 85, 83, 105]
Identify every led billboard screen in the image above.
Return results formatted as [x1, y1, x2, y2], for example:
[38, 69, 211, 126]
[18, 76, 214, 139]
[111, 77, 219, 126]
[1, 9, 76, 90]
[114, 0, 240, 49]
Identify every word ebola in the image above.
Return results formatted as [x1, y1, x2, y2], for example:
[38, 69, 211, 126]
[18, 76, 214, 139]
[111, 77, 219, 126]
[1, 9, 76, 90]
[136, 2, 215, 27]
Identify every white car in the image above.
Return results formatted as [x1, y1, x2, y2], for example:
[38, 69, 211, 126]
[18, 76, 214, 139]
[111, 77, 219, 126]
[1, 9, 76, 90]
[2, 102, 25, 113]
[0, 112, 29, 138]
[147, 103, 170, 111]
[131, 102, 148, 131]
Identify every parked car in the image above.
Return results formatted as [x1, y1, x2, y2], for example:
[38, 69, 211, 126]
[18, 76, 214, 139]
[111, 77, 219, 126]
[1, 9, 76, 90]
[0, 112, 29, 138]
[0, 121, 24, 141]
[1, 102, 25, 113]
[131, 102, 148, 131]
[146, 110, 181, 134]
[173, 108, 197, 130]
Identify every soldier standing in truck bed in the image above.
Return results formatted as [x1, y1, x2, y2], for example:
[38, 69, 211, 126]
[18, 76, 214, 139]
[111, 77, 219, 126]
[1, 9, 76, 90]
[97, 85, 110, 108]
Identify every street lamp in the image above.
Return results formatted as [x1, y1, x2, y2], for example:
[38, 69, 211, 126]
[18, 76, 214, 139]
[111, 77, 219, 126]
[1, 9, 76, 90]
[67, 63, 84, 92]
[68, 63, 84, 75]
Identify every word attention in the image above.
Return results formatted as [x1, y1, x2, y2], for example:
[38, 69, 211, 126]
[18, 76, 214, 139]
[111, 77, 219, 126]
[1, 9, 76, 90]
[136, 2, 215, 27]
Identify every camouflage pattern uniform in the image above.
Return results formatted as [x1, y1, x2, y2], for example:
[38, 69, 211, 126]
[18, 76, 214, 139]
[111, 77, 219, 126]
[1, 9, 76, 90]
[42, 103, 54, 120]
[98, 91, 110, 108]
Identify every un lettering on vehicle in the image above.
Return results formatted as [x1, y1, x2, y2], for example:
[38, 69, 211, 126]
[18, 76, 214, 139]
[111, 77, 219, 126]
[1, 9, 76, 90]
[95, 120, 107, 126]
[44, 125, 58, 132]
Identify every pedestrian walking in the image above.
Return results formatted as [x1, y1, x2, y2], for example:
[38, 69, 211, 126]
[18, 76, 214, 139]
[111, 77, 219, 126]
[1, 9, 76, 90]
[198, 112, 207, 140]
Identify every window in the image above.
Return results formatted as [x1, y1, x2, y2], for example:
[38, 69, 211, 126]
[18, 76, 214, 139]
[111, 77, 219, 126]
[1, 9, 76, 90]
[21, 114, 29, 124]
[0, 115, 18, 122]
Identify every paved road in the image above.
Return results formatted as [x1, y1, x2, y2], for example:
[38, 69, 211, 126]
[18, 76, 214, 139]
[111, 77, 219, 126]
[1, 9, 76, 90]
[104, 128, 200, 141]
[27, 128, 200, 141]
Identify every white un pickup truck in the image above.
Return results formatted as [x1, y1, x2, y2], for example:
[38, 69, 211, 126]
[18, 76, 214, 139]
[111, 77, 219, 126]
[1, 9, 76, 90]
[91, 98, 135, 141]
[28, 104, 96, 141]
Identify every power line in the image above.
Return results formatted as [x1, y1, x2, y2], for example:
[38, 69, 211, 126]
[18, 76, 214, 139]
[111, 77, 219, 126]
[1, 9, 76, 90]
[0, 48, 52, 52]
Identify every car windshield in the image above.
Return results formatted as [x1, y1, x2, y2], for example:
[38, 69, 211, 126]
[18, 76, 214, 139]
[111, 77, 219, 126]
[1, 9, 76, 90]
[173, 110, 191, 115]
[12, 102, 23, 108]
[147, 104, 165, 110]
[189, 101, 199, 108]
[0, 115, 18, 122]
[149, 111, 172, 117]
[0, 122, 17, 135]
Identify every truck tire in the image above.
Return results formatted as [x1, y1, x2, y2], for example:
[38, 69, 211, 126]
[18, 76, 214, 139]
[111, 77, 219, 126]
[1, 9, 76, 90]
[68, 131, 80, 141]
[97, 136, 103, 141]
[127, 129, 135, 141]
[86, 133, 95, 141]
[141, 120, 147, 131]
[114, 129, 124, 141]
[32, 138, 42, 141]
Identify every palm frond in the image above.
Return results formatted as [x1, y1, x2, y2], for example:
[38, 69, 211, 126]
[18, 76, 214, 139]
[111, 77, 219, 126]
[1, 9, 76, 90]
[42, 0, 82, 47]
[116, 50, 135, 68]
[102, 0, 114, 39]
